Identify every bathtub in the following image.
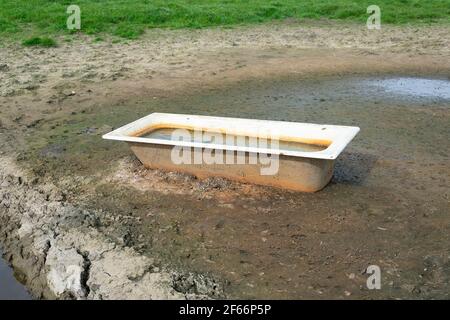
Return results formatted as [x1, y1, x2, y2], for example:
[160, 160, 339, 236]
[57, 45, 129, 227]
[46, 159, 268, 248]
[103, 113, 360, 192]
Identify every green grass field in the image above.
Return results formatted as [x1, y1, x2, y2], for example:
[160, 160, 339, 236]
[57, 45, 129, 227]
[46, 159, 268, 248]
[1, 0, 449, 45]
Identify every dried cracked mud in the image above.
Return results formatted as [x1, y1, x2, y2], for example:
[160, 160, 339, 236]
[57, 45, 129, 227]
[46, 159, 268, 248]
[1, 21, 449, 299]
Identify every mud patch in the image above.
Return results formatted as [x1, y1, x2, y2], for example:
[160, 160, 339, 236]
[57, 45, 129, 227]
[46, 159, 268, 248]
[0, 157, 223, 299]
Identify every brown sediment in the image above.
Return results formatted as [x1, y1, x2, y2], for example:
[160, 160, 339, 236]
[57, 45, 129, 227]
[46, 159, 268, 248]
[131, 123, 332, 149]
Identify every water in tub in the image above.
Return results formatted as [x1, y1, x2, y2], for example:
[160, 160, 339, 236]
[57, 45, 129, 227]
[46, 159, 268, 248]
[141, 127, 329, 153]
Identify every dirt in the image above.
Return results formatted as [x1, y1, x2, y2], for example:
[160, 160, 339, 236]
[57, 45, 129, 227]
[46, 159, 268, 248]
[0, 20, 449, 299]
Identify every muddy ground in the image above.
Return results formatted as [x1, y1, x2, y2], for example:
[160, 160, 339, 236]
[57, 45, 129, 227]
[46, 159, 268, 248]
[0, 20, 449, 299]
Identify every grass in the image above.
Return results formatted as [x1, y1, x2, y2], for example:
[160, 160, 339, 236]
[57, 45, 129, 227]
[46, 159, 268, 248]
[0, 0, 449, 44]
[22, 36, 57, 47]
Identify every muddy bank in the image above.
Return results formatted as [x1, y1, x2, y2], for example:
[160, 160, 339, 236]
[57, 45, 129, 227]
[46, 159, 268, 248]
[1, 21, 449, 299]
[0, 157, 224, 299]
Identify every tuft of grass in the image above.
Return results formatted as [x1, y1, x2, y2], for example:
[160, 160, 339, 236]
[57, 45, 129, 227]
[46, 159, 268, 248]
[113, 23, 144, 39]
[22, 37, 57, 47]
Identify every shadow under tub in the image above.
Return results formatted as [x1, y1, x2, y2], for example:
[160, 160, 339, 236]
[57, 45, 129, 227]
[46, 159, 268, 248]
[332, 151, 378, 186]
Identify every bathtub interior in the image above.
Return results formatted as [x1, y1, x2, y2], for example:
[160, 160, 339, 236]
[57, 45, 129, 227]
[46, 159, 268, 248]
[103, 113, 360, 160]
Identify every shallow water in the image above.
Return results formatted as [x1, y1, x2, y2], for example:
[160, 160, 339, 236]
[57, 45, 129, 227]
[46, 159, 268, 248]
[145, 76, 450, 122]
[0, 250, 31, 300]
[142, 127, 328, 152]
[366, 77, 450, 99]
[140, 76, 450, 160]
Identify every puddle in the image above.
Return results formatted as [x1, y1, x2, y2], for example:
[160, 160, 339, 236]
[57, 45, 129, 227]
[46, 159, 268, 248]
[0, 250, 31, 300]
[365, 77, 450, 100]
[145, 76, 450, 122]
[138, 75, 450, 132]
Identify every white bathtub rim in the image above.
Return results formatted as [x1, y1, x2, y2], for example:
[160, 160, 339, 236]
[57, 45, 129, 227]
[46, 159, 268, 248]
[103, 113, 360, 160]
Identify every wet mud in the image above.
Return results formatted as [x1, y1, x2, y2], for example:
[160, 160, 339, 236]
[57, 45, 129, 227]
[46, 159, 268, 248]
[16, 74, 450, 299]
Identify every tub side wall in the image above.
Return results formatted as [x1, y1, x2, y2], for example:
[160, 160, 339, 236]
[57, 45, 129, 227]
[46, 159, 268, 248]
[129, 143, 334, 192]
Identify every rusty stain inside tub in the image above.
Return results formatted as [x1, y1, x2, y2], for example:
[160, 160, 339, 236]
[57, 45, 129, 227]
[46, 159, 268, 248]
[139, 126, 330, 153]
